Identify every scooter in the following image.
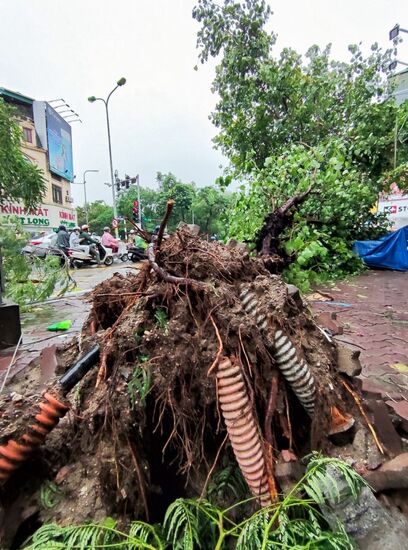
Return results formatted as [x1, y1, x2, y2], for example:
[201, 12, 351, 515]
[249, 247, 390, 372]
[113, 241, 129, 263]
[127, 244, 147, 262]
[69, 243, 114, 268]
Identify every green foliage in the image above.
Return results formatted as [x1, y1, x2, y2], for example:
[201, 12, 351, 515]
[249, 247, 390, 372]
[0, 217, 75, 308]
[39, 481, 64, 510]
[193, 0, 398, 174]
[0, 98, 46, 208]
[117, 185, 163, 232]
[164, 498, 203, 549]
[381, 161, 408, 194]
[157, 172, 196, 230]
[193, 0, 406, 289]
[192, 186, 232, 236]
[24, 517, 159, 550]
[24, 455, 363, 549]
[116, 172, 233, 237]
[77, 201, 113, 235]
[128, 359, 151, 408]
[155, 307, 169, 333]
[207, 463, 249, 505]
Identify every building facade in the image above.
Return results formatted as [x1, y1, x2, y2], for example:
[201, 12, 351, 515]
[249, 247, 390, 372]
[0, 87, 77, 233]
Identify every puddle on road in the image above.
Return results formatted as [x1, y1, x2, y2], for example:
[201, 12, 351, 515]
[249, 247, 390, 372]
[21, 305, 58, 329]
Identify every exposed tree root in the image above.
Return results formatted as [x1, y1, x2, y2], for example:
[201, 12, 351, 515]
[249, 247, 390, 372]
[0, 224, 385, 543]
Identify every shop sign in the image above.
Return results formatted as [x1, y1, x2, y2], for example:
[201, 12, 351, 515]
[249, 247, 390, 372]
[378, 196, 408, 219]
[0, 203, 77, 229]
[0, 204, 50, 226]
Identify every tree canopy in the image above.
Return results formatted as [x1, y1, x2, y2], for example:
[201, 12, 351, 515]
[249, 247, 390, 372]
[77, 201, 114, 235]
[116, 172, 232, 236]
[193, 0, 399, 178]
[0, 98, 46, 208]
[193, 0, 408, 289]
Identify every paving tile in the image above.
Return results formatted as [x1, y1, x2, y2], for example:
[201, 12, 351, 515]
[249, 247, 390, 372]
[313, 270, 408, 400]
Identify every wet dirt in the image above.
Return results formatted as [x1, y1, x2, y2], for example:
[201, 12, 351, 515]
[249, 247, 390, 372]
[0, 228, 390, 547]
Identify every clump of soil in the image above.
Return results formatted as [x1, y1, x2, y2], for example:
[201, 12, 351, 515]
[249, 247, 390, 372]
[0, 227, 381, 546]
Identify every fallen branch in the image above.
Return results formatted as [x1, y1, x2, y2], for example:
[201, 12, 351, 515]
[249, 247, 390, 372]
[156, 199, 175, 251]
[125, 217, 152, 243]
[276, 186, 313, 217]
[255, 186, 313, 259]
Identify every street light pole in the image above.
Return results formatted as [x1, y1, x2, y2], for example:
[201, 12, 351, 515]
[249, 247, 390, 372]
[88, 78, 126, 236]
[72, 170, 99, 226]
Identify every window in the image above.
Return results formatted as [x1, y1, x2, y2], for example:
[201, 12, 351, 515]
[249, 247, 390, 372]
[52, 184, 63, 205]
[23, 127, 33, 143]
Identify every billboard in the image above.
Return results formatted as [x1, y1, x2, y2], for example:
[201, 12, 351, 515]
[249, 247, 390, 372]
[45, 103, 74, 181]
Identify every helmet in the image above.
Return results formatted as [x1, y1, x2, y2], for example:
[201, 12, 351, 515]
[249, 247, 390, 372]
[74, 226, 80, 231]
[81, 225, 89, 231]
[103, 226, 110, 231]
[129, 229, 135, 234]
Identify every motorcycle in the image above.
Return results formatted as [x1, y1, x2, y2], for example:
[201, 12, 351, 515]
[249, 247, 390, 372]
[113, 241, 129, 263]
[69, 243, 114, 268]
[127, 244, 147, 263]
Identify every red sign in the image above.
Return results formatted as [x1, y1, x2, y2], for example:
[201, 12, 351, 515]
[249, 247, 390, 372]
[112, 218, 118, 229]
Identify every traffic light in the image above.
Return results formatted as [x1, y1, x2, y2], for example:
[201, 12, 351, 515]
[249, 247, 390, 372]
[132, 200, 139, 223]
[125, 174, 131, 190]
[116, 177, 121, 193]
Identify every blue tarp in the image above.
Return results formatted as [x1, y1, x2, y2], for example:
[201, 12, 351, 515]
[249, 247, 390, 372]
[354, 226, 408, 271]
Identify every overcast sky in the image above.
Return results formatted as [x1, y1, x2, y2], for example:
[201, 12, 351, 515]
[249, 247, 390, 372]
[1, 0, 407, 207]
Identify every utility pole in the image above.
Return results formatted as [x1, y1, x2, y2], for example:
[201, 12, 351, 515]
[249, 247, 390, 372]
[88, 77, 126, 237]
[136, 174, 142, 226]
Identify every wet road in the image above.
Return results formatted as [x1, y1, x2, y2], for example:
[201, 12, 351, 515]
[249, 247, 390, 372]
[0, 261, 143, 386]
[69, 261, 141, 293]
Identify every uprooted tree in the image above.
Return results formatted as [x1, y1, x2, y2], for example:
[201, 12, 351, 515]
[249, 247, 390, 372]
[193, 0, 408, 290]
[0, 202, 392, 547]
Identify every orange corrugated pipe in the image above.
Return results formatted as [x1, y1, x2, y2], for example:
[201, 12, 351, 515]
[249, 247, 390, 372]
[0, 345, 100, 485]
[0, 392, 69, 484]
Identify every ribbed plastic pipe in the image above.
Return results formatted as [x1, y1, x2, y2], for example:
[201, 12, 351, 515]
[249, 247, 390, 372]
[216, 357, 271, 507]
[273, 330, 315, 415]
[239, 285, 316, 416]
[0, 392, 69, 484]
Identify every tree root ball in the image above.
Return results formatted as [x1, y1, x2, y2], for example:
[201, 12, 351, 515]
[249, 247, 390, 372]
[0, 227, 377, 539]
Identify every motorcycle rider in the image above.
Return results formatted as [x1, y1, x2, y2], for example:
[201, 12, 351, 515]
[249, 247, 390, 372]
[69, 227, 88, 253]
[56, 225, 70, 256]
[79, 225, 101, 264]
[127, 229, 136, 245]
[101, 227, 119, 253]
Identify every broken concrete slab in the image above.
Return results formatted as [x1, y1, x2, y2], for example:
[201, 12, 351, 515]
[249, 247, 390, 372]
[337, 346, 362, 377]
[39, 345, 59, 388]
[320, 465, 408, 549]
[386, 400, 408, 433]
[366, 399, 402, 457]
[361, 379, 386, 400]
[316, 311, 343, 335]
[365, 453, 408, 492]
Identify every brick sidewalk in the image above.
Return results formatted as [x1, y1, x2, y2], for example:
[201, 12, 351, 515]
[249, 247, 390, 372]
[311, 270, 408, 407]
[0, 295, 89, 387]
